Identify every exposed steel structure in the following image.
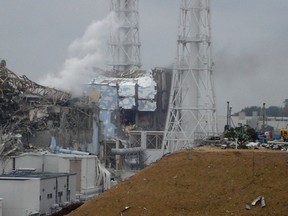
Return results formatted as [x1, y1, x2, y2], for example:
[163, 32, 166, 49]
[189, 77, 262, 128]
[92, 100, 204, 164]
[0, 64, 71, 104]
[162, 0, 217, 153]
[108, 0, 141, 72]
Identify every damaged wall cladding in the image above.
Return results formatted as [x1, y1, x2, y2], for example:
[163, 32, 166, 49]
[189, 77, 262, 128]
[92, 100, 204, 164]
[87, 71, 158, 140]
[88, 84, 118, 139]
[137, 75, 157, 111]
[0, 62, 171, 159]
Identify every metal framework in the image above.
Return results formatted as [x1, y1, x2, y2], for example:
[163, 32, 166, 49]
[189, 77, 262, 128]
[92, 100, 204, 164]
[162, 0, 217, 153]
[0, 64, 71, 104]
[108, 0, 141, 72]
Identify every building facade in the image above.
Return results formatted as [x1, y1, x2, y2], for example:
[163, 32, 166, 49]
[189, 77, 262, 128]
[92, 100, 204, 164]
[0, 171, 76, 216]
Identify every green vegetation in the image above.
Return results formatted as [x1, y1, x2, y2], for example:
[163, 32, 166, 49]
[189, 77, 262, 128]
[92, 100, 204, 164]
[235, 99, 288, 117]
[224, 125, 257, 147]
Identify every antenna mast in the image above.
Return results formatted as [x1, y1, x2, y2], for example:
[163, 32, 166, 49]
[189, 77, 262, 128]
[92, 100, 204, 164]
[162, 0, 217, 153]
[108, 0, 141, 72]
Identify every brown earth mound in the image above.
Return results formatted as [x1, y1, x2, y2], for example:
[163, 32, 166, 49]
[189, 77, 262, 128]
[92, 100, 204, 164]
[69, 147, 288, 216]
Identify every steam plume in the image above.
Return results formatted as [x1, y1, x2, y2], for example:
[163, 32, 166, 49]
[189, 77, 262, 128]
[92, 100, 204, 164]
[39, 12, 117, 96]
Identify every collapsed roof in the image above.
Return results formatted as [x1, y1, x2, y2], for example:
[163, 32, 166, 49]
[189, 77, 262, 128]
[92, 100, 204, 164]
[0, 63, 98, 157]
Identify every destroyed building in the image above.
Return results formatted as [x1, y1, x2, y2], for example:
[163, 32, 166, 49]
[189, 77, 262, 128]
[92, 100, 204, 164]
[0, 62, 100, 158]
[86, 68, 172, 172]
[0, 61, 172, 167]
[0, 59, 175, 215]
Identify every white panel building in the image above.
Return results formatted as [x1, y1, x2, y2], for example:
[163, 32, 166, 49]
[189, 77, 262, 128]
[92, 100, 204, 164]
[1, 152, 105, 200]
[0, 171, 76, 216]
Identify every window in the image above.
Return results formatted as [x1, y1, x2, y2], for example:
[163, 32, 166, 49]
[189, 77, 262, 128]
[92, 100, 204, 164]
[47, 193, 53, 199]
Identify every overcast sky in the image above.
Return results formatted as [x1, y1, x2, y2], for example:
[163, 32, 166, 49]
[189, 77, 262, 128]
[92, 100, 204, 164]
[0, 0, 288, 114]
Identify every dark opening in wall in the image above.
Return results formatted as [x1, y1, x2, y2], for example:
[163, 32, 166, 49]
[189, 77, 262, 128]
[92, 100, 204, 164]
[120, 109, 136, 126]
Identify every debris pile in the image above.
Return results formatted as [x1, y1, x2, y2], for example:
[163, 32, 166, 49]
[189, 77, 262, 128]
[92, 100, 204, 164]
[0, 63, 98, 156]
[217, 140, 288, 151]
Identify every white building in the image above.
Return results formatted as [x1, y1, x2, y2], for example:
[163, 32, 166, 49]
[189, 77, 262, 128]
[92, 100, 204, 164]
[0, 170, 76, 216]
[0, 198, 3, 216]
[0, 152, 109, 200]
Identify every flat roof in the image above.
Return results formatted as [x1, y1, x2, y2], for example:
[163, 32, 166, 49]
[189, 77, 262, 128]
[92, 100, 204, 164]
[0, 170, 76, 180]
[12, 151, 97, 159]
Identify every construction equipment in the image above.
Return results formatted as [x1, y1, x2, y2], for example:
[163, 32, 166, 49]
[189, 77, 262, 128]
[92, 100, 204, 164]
[280, 128, 288, 141]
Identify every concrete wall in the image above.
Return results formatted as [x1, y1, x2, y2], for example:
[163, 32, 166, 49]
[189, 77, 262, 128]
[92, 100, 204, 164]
[14, 154, 44, 172]
[145, 149, 163, 165]
[80, 118, 99, 155]
[0, 198, 3, 216]
[39, 175, 76, 211]
[80, 158, 97, 194]
[0, 178, 40, 216]
[1, 153, 99, 198]
[68, 174, 76, 202]
[44, 155, 61, 172]
[1, 154, 70, 174]
[0, 174, 76, 215]
[0, 153, 99, 202]
[39, 178, 55, 214]
[0, 159, 12, 174]
[45, 156, 70, 173]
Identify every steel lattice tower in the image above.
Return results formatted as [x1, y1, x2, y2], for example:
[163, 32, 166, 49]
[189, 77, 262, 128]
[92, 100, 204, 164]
[108, 0, 141, 72]
[162, 0, 217, 153]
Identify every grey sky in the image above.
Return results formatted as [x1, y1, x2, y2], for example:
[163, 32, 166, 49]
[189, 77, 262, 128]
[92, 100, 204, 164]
[0, 0, 288, 114]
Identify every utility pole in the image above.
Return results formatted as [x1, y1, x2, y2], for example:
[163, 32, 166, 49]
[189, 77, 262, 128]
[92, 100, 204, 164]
[226, 101, 230, 130]
[262, 102, 266, 128]
[162, 0, 217, 153]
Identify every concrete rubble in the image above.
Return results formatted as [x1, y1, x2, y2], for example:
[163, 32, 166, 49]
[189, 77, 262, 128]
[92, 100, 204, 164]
[0, 63, 99, 157]
[0, 62, 173, 178]
[210, 139, 288, 151]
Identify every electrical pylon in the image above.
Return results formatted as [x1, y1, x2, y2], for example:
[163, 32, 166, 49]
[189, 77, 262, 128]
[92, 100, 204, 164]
[162, 0, 217, 153]
[108, 0, 141, 72]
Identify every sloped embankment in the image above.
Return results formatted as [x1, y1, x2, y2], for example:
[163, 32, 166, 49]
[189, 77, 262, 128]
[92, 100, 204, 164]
[69, 147, 288, 216]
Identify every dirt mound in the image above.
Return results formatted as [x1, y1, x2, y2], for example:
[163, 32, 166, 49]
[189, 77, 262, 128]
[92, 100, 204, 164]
[69, 148, 288, 216]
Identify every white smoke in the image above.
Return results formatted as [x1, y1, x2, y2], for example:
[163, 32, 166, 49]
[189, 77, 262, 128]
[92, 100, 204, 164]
[39, 12, 117, 96]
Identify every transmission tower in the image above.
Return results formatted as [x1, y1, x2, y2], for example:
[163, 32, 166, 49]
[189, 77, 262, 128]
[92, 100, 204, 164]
[108, 0, 141, 72]
[162, 0, 217, 153]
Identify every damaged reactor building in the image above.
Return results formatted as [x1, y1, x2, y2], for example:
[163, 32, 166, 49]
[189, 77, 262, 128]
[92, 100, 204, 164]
[0, 1, 172, 182]
[86, 68, 171, 171]
[0, 59, 100, 154]
[0, 0, 216, 180]
[0, 0, 216, 214]
[0, 61, 172, 176]
[0, 58, 172, 215]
